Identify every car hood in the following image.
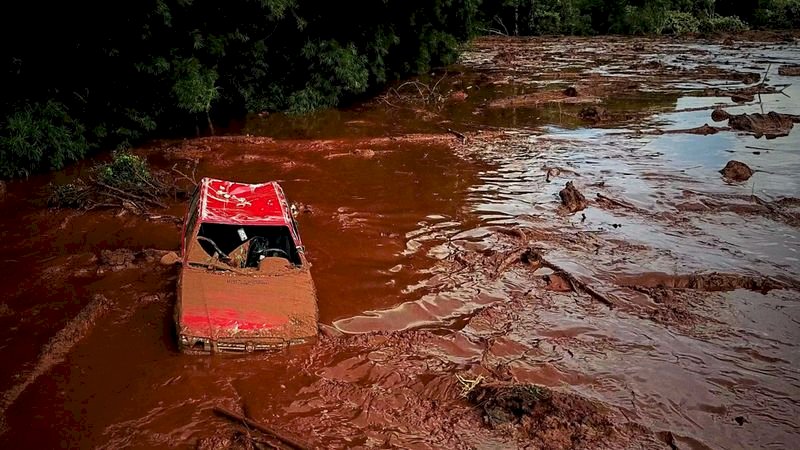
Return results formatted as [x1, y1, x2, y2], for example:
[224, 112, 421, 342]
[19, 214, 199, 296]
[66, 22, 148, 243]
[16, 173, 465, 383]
[177, 265, 319, 341]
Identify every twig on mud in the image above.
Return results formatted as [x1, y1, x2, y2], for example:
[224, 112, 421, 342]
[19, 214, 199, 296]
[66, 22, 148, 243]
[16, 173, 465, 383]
[456, 373, 484, 398]
[213, 406, 310, 450]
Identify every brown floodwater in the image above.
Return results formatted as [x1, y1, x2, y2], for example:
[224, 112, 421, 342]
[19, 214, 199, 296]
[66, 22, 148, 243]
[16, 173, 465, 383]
[1, 35, 799, 449]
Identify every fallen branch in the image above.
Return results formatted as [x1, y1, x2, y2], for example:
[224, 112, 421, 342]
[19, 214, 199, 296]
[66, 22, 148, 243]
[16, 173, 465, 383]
[445, 127, 468, 144]
[596, 193, 636, 210]
[95, 179, 167, 209]
[213, 406, 310, 450]
[526, 248, 617, 308]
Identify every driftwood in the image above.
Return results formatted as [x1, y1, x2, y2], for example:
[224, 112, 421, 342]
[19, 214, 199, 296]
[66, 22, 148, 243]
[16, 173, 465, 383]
[213, 406, 310, 450]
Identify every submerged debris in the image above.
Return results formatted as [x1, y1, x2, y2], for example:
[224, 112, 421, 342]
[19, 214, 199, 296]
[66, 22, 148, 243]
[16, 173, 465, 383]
[711, 109, 798, 139]
[720, 160, 754, 182]
[559, 181, 587, 213]
[467, 382, 621, 449]
[578, 105, 609, 122]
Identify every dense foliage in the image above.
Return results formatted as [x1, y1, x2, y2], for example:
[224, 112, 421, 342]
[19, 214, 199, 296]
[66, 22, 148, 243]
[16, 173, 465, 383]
[480, 0, 798, 36]
[1, 0, 479, 178]
[1, 0, 796, 178]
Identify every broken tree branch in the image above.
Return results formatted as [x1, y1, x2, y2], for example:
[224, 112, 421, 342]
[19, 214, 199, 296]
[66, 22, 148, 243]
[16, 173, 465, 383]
[94, 179, 168, 209]
[525, 247, 617, 308]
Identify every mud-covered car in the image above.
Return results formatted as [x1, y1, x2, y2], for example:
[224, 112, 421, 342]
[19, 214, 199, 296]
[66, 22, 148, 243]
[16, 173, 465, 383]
[176, 177, 319, 353]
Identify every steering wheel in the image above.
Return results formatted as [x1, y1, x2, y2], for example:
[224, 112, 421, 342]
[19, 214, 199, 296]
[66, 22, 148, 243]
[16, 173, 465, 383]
[260, 248, 290, 259]
[197, 236, 231, 261]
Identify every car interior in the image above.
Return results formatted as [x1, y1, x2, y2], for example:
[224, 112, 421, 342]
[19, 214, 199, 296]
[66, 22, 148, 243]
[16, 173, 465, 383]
[196, 223, 302, 268]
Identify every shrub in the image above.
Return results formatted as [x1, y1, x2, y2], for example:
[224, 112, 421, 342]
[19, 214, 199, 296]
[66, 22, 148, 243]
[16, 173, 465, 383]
[94, 152, 155, 191]
[663, 10, 701, 34]
[0, 101, 88, 178]
[699, 14, 749, 33]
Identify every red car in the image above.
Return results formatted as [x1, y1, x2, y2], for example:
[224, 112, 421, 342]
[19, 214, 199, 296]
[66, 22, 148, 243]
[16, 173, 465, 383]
[176, 177, 319, 353]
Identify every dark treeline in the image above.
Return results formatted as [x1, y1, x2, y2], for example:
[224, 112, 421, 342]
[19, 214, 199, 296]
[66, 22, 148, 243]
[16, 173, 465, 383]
[1, 0, 797, 178]
[482, 0, 799, 36]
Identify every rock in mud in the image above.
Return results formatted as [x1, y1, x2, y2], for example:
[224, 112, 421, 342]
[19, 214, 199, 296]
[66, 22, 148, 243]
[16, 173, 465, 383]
[0, 180, 6, 199]
[711, 109, 797, 139]
[711, 108, 730, 122]
[160, 252, 181, 266]
[545, 273, 572, 292]
[563, 86, 579, 97]
[778, 65, 800, 76]
[720, 160, 754, 182]
[578, 106, 609, 123]
[559, 181, 587, 213]
[730, 92, 755, 103]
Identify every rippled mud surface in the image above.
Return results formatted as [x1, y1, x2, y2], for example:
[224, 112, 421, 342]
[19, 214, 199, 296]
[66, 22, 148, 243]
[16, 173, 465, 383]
[1, 35, 799, 449]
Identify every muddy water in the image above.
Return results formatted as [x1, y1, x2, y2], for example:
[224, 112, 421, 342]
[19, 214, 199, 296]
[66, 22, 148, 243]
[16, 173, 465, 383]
[1, 36, 799, 449]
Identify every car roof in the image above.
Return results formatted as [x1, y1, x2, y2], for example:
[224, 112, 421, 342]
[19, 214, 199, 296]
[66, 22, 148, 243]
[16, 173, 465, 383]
[197, 177, 293, 227]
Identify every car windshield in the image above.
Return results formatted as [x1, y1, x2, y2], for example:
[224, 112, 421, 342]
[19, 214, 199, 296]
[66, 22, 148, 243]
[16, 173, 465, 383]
[192, 223, 302, 269]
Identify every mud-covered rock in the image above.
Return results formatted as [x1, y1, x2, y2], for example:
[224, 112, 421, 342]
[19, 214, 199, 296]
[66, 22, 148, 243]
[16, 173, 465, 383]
[730, 92, 755, 103]
[559, 181, 587, 213]
[778, 65, 800, 76]
[711, 109, 797, 139]
[711, 108, 731, 122]
[563, 86, 579, 97]
[545, 273, 572, 292]
[578, 105, 609, 122]
[720, 160, 754, 182]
